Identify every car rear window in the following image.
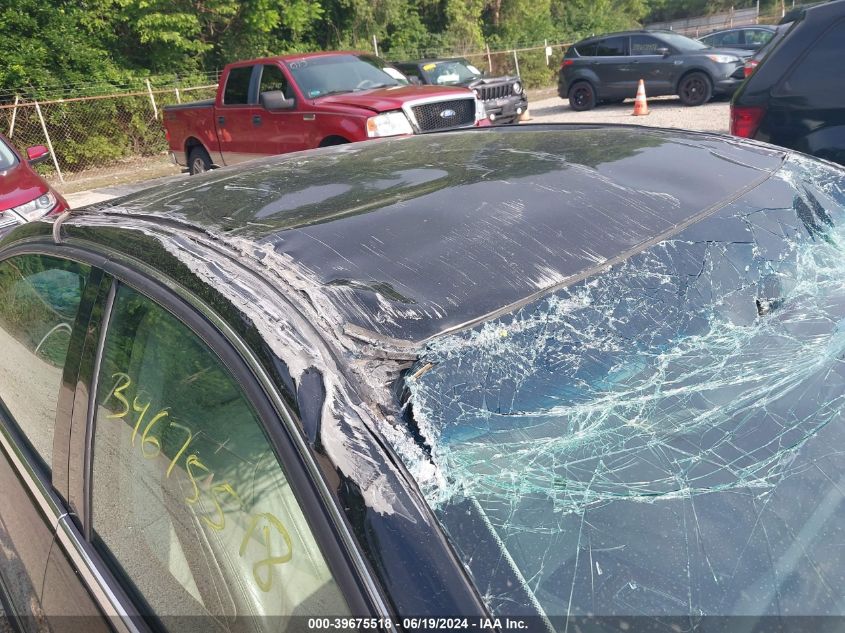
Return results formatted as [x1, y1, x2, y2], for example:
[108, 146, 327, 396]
[391, 155, 845, 623]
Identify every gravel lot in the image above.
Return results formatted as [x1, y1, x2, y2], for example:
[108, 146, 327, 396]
[527, 93, 732, 134]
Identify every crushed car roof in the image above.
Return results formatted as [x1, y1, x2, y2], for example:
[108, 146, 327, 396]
[82, 126, 787, 343]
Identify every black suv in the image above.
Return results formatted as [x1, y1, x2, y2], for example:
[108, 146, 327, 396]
[731, 0, 845, 165]
[393, 58, 527, 124]
[559, 30, 749, 110]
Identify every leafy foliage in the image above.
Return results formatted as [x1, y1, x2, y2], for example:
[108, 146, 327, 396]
[1, 0, 661, 95]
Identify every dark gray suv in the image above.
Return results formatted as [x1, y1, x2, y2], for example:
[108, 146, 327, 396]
[559, 30, 750, 110]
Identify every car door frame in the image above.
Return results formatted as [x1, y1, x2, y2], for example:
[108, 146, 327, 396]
[592, 35, 632, 98]
[215, 63, 263, 166]
[627, 34, 676, 96]
[0, 245, 110, 633]
[1, 238, 380, 631]
[254, 62, 311, 155]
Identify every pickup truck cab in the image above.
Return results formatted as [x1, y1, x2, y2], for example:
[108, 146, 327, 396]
[164, 52, 484, 173]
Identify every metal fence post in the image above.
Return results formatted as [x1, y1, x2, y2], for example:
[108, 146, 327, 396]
[486, 43, 493, 73]
[512, 49, 521, 78]
[33, 100, 64, 183]
[372, 35, 379, 57]
[145, 79, 159, 119]
[544, 39, 550, 66]
[8, 95, 19, 137]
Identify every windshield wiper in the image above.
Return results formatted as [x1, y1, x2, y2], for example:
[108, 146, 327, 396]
[314, 89, 354, 97]
[353, 83, 394, 91]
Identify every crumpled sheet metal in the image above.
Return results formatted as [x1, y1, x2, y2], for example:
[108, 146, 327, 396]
[396, 154, 845, 619]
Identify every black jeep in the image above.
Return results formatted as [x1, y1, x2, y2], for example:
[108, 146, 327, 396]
[393, 58, 528, 124]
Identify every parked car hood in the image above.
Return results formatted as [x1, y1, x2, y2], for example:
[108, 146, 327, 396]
[0, 162, 49, 211]
[314, 84, 473, 113]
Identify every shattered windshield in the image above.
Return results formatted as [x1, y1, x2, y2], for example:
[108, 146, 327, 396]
[388, 155, 845, 625]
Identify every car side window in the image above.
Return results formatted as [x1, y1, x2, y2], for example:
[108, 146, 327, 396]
[400, 65, 423, 83]
[780, 20, 845, 103]
[745, 29, 772, 45]
[630, 35, 661, 55]
[259, 64, 290, 99]
[595, 36, 629, 56]
[0, 255, 90, 473]
[90, 285, 348, 630]
[223, 66, 254, 105]
[719, 31, 741, 46]
[574, 43, 597, 56]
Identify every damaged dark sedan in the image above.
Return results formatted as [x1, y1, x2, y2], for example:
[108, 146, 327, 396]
[1, 125, 845, 633]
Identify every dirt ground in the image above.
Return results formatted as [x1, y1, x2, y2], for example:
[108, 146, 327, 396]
[526, 92, 732, 134]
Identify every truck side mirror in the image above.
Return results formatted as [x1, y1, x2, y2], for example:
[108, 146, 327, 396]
[260, 91, 296, 111]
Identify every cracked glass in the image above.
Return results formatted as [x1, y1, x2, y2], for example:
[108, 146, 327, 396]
[392, 155, 845, 624]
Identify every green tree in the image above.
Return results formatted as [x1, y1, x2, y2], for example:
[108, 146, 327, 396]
[0, 0, 127, 95]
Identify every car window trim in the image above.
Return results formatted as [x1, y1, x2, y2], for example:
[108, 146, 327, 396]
[221, 64, 257, 107]
[13, 238, 383, 623]
[0, 247, 100, 516]
[0, 243, 149, 633]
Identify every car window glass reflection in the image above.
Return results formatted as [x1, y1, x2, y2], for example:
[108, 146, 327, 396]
[0, 255, 89, 472]
[260, 65, 289, 99]
[91, 285, 348, 631]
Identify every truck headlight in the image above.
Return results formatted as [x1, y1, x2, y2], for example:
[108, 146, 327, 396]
[512, 82, 523, 95]
[11, 191, 57, 221]
[366, 111, 414, 138]
[475, 98, 486, 122]
[706, 54, 740, 64]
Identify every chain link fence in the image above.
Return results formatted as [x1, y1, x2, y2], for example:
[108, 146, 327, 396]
[1, 79, 218, 193]
[1, 44, 569, 194]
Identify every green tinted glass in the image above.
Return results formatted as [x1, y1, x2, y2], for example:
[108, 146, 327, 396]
[92, 285, 347, 631]
[0, 255, 89, 471]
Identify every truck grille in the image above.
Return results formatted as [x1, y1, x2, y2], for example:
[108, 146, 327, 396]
[479, 84, 513, 101]
[411, 99, 475, 131]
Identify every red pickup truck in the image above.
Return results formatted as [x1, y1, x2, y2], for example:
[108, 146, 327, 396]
[164, 52, 485, 174]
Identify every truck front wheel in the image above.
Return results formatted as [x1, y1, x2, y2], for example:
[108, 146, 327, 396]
[188, 147, 212, 175]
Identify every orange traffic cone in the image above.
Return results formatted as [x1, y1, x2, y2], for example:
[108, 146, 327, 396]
[632, 79, 649, 116]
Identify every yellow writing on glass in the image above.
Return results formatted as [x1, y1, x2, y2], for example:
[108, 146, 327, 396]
[104, 373, 131, 418]
[240, 512, 294, 592]
[102, 372, 294, 590]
